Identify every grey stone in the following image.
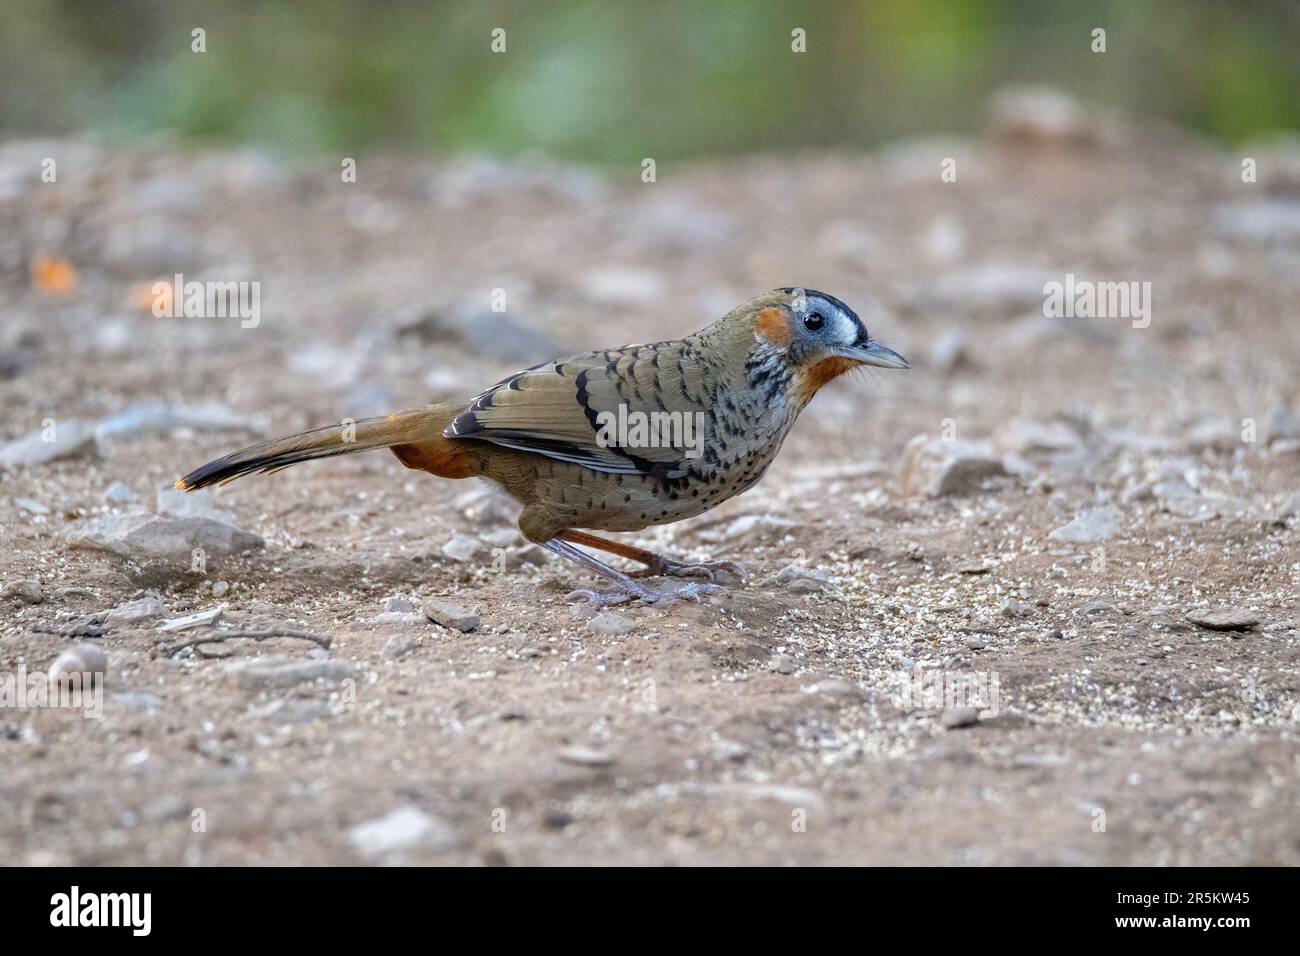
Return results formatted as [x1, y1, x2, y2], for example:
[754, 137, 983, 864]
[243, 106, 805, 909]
[776, 564, 830, 593]
[15, 497, 50, 515]
[587, 611, 636, 636]
[1000, 598, 1031, 618]
[810, 679, 865, 702]
[383, 595, 418, 614]
[441, 533, 483, 563]
[941, 707, 981, 729]
[1, 579, 44, 604]
[348, 806, 459, 858]
[49, 644, 108, 683]
[557, 745, 616, 767]
[67, 512, 263, 560]
[898, 436, 1009, 497]
[101, 481, 136, 504]
[1048, 505, 1123, 543]
[771, 654, 796, 675]
[158, 607, 223, 632]
[211, 580, 230, 598]
[224, 655, 359, 690]
[104, 596, 165, 624]
[1211, 199, 1300, 243]
[95, 402, 250, 441]
[1185, 608, 1260, 633]
[382, 633, 417, 658]
[156, 486, 235, 523]
[423, 598, 479, 633]
[0, 420, 97, 467]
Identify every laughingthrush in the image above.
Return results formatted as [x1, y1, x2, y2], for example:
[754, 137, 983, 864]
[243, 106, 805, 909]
[177, 288, 909, 603]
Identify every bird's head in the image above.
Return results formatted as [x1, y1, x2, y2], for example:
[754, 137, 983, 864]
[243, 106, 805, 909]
[742, 287, 909, 405]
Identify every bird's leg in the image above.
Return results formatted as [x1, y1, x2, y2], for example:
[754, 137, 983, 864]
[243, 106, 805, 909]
[558, 530, 747, 583]
[543, 538, 724, 606]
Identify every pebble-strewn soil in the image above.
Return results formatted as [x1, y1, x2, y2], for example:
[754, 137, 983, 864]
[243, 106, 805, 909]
[1, 101, 1298, 865]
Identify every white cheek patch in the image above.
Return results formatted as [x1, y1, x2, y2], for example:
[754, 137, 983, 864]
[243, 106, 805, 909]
[830, 309, 858, 347]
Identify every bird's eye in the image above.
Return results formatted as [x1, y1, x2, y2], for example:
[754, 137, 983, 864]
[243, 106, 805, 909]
[803, 312, 825, 332]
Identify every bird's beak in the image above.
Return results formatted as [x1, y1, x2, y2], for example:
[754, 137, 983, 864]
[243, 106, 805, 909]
[837, 339, 910, 369]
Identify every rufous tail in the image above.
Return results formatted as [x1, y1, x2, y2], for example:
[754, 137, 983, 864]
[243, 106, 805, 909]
[175, 404, 475, 491]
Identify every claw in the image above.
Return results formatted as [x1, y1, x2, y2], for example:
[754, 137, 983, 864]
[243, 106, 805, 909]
[566, 588, 638, 607]
[633, 558, 748, 584]
[566, 580, 725, 606]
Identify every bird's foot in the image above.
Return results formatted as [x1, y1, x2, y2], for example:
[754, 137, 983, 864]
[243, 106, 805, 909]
[630, 557, 747, 585]
[567, 579, 727, 606]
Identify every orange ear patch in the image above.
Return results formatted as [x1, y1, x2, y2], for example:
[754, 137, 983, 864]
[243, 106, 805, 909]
[753, 307, 793, 348]
[794, 356, 856, 404]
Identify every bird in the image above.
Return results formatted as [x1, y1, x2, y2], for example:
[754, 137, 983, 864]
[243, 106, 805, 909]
[175, 288, 909, 604]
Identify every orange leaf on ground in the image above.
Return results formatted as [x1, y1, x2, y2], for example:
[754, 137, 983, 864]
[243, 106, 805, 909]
[31, 256, 78, 294]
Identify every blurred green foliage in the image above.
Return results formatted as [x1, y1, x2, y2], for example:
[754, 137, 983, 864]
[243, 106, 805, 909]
[1, 0, 1296, 161]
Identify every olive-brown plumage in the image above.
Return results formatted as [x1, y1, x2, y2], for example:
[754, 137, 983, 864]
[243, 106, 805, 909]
[177, 288, 908, 603]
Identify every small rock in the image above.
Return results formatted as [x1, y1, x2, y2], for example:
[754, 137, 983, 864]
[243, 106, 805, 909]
[809, 679, 865, 702]
[771, 654, 796, 675]
[1266, 408, 1300, 445]
[224, 655, 359, 690]
[897, 436, 1009, 498]
[67, 512, 263, 560]
[964, 636, 988, 650]
[48, 644, 108, 685]
[101, 481, 135, 504]
[941, 707, 980, 729]
[15, 497, 50, 515]
[1272, 490, 1300, 525]
[156, 486, 235, 523]
[211, 580, 230, 598]
[1000, 598, 1030, 618]
[1185, 608, 1259, 633]
[776, 564, 830, 593]
[383, 595, 417, 614]
[158, 607, 223, 632]
[1, 579, 44, 604]
[0, 420, 98, 468]
[542, 810, 574, 830]
[104, 596, 164, 624]
[710, 739, 751, 763]
[382, 633, 417, 658]
[348, 806, 459, 858]
[1048, 505, 1122, 543]
[441, 533, 483, 563]
[557, 745, 616, 768]
[587, 611, 636, 636]
[1211, 199, 1300, 244]
[95, 401, 250, 441]
[373, 611, 424, 625]
[423, 598, 479, 633]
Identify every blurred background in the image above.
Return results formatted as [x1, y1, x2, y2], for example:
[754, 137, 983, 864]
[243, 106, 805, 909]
[2, 0, 1297, 160]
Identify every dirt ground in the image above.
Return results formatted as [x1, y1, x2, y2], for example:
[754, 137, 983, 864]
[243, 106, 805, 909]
[2, 106, 1298, 865]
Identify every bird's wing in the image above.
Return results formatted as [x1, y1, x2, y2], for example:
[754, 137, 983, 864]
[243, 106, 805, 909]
[444, 343, 714, 479]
